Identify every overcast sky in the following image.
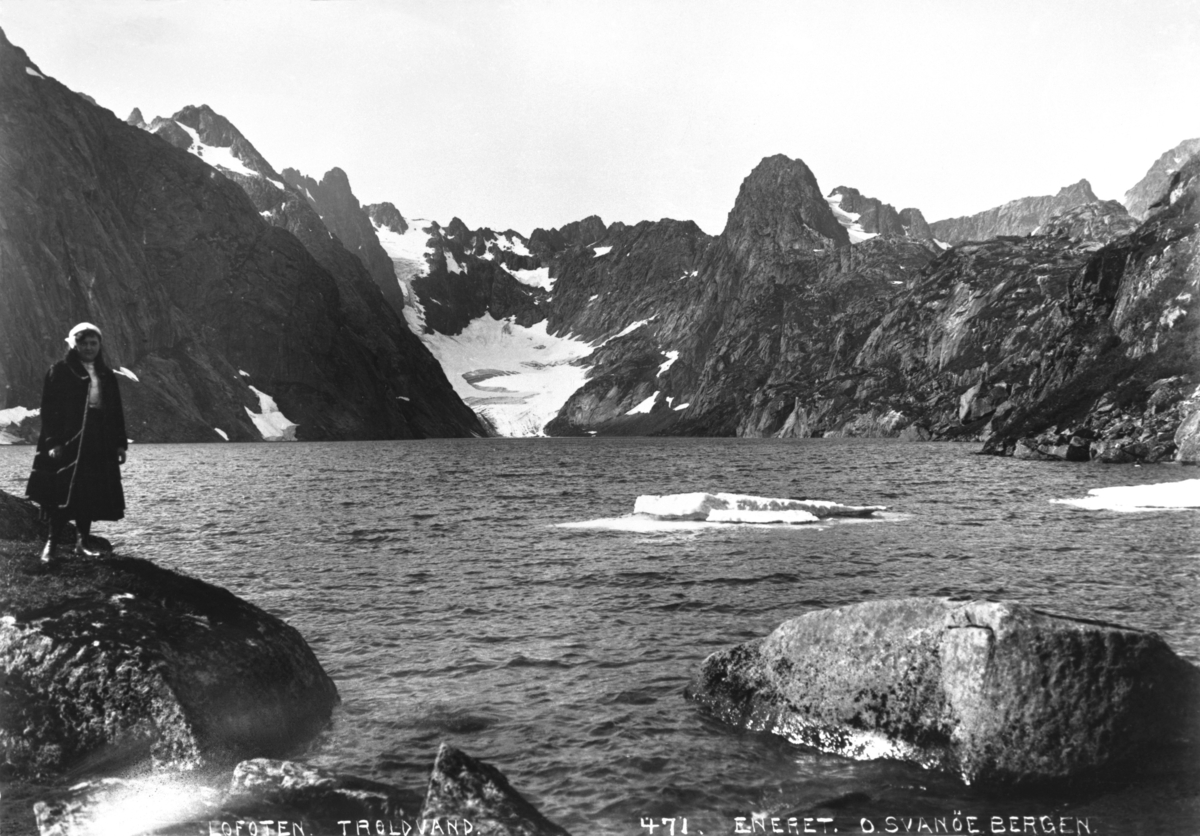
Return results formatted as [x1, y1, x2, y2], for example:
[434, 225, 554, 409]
[2, 0, 1198, 235]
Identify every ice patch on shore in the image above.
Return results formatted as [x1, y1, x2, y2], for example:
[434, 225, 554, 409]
[245, 386, 298, 441]
[1052, 479, 1200, 512]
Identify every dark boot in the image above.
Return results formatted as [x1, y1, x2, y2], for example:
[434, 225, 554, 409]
[75, 519, 93, 557]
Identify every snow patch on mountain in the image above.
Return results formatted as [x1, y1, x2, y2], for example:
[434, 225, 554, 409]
[626, 392, 659, 415]
[245, 385, 298, 441]
[826, 193, 879, 244]
[421, 315, 592, 437]
[508, 266, 553, 291]
[174, 122, 258, 178]
[593, 246, 613, 258]
[374, 218, 441, 331]
[658, 350, 679, 376]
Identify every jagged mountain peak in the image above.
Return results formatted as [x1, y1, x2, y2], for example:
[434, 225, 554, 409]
[366, 202, 409, 235]
[125, 107, 145, 128]
[1056, 178, 1099, 202]
[722, 154, 848, 249]
[140, 103, 282, 183]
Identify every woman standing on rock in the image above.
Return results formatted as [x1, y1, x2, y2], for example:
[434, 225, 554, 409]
[27, 322, 128, 562]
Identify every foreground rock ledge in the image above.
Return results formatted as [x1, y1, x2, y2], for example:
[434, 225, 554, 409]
[0, 497, 340, 779]
[34, 746, 570, 836]
[685, 598, 1200, 784]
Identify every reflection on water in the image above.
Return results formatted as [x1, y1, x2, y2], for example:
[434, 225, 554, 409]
[2, 438, 1197, 834]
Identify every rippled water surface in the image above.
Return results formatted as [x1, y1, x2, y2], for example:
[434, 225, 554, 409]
[4, 438, 1198, 834]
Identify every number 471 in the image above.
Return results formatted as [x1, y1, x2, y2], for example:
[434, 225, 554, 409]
[640, 818, 688, 834]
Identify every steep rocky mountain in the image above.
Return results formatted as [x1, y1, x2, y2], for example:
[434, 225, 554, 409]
[0, 30, 485, 443]
[929, 179, 1112, 244]
[982, 155, 1200, 462]
[1124, 137, 1200, 221]
[281, 166, 406, 316]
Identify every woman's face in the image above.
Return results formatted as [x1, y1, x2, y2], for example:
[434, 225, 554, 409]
[75, 333, 101, 362]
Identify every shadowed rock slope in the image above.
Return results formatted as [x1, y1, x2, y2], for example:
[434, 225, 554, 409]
[0, 31, 485, 442]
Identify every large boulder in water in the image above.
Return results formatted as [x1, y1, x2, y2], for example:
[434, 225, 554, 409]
[685, 598, 1200, 784]
[0, 503, 340, 780]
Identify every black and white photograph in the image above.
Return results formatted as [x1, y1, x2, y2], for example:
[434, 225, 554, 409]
[1, 1, 1198, 834]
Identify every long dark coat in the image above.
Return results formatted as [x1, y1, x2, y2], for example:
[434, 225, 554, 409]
[26, 349, 128, 521]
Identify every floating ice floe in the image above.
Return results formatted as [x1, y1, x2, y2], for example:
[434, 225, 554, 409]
[635, 492, 887, 522]
[559, 492, 890, 532]
[1052, 479, 1200, 512]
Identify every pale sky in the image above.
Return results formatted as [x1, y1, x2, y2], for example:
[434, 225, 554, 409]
[2, 0, 1198, 235]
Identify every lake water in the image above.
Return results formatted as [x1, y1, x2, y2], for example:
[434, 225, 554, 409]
[2, 438, 1198, 835]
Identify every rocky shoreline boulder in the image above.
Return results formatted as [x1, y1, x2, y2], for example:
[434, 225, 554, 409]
[686, 598, 1200, 785]
[0, 492, 340, 782]
[32, 746, 570, 836]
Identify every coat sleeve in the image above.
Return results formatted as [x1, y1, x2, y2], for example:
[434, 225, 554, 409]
[38, 366, 65, 450]
[109, 374, 128, 449]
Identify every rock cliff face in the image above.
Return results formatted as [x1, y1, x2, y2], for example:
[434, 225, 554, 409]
[981, 156, 1200, 462]
[930, 179, 1110, 244]
[0, 29, 485, 442]
[281, 166, 406, 317]
[1124, 137, 1200, 221]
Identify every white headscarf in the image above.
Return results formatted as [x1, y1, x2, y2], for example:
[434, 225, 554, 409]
[66, 322, 103, 348]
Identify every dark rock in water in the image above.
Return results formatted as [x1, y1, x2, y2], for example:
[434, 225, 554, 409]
[0, 502, 339, 781]
[222, 758, 421, 820]
[422, 744, 571, 836]
[685, 598, 1200, 785]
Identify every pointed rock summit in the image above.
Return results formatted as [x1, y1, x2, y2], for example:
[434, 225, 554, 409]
[721, 154, 849, 255]
[366, 201, 409, 235]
